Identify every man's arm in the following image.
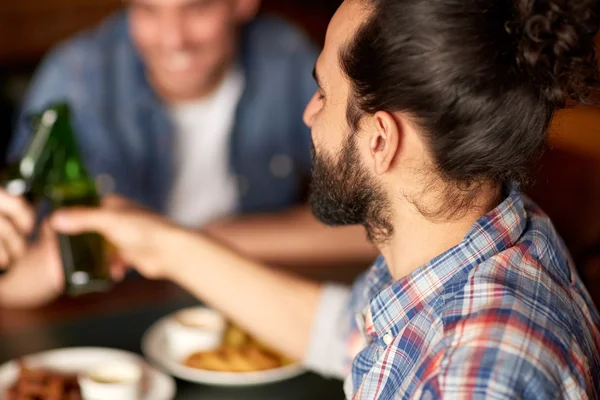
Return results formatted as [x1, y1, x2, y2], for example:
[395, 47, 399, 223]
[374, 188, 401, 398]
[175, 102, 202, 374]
[172, 238, 354, 377]
[170, 231, 323, 360]
[205, 204, 378, 269]
[51, 198, 356, 371]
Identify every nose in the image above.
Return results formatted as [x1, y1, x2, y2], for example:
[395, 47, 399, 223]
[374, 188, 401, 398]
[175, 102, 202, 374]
[160, 13, 186, 49]
[303, 91, 320, 128]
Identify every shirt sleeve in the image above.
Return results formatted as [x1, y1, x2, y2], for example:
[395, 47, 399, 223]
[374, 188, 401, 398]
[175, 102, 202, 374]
[303, 283, 353, 379]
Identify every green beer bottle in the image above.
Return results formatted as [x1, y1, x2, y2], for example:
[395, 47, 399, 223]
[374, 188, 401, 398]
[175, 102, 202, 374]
[1, 110, 58, 201]
[43, 103, 112, 296]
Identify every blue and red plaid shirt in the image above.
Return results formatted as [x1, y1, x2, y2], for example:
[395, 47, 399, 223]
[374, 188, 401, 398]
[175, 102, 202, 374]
[305, 187, 600, 399]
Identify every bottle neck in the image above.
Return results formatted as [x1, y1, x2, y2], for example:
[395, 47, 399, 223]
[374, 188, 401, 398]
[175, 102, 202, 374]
[20, 108, 58, 179]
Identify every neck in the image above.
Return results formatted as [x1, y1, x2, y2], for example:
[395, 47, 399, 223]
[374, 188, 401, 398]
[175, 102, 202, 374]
[378, 184, 503, 281]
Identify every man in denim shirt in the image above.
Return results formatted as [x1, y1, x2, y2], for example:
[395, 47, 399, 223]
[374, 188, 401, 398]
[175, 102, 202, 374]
[0, 0, 375, 307]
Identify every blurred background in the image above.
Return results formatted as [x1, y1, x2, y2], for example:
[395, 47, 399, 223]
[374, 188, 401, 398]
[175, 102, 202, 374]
[0, 0, 599, 304]
[0, 2, 599, 399]
[0, 0, 338, 160]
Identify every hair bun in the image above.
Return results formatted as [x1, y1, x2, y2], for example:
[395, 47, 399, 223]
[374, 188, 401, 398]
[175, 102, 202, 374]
[506, 0, 600, 108]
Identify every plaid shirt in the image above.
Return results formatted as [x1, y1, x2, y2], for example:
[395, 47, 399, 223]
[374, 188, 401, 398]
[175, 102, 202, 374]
[305, 187, 600, 399]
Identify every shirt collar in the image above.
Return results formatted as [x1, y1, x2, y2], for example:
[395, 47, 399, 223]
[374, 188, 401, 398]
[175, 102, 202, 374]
[368, 185, 528, 339]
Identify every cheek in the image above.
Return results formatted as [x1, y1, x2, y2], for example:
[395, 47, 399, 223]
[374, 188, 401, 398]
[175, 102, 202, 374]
[308, 107, 328, 150]
[129, 14, 157, 51]
[183, 8, 234, 48]
[317, 104, 348, 153]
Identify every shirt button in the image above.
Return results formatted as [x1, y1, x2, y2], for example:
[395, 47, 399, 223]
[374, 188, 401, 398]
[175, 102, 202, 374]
[269, 154, 293, 178]
[383, 333, 393, 346]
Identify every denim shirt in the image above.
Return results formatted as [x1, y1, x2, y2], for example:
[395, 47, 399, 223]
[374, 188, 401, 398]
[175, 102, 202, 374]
[9, 12, 318, 215]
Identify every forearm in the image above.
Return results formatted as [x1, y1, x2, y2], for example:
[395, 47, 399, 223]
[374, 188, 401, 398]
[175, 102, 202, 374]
[205, 205, 378, 268]
[164, 229, 323, 361]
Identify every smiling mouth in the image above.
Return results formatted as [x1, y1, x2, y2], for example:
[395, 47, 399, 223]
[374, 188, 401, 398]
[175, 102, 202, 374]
[160, 52, 195, 73]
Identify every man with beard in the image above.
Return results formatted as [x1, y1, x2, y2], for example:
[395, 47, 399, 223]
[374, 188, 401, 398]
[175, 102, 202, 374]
[48, 0, 600, 397]
[0, 0, 377, 308]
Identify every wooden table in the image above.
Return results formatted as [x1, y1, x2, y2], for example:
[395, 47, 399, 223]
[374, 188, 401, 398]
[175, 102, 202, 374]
[0, 268, 360, 399]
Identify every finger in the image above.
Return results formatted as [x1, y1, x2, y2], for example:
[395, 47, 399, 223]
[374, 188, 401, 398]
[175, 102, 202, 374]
[0, 217, 27, 261]
[110, 262, 128, 282]
[102, 195, 139, 210]
[0, 241, 9, 267]
[0, 190, 35, 234]
[108, 251, 128, 281]
[38, 220, 58, 249]
[50, 208, 117, 237]
[35, 220, 64, 290]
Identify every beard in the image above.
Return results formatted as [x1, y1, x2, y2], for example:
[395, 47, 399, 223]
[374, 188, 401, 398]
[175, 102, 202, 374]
[308, 134, 393, 243]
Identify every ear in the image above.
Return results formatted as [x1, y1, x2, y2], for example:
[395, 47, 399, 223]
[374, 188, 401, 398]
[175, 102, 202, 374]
[369, 111, 401, 175]
[234, 0, 261, 23]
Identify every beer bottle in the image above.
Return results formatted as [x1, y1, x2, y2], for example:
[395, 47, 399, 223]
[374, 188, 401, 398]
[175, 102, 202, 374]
[1, 110, 58, 201]
[43, 103, 112, 296]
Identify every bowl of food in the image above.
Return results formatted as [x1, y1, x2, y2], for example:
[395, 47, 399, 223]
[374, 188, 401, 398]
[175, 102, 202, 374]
[4, 362, 82, 400]
[142, 315, 305, 387]
[183, 324, 294, 373]
[0, 347, 176, 400]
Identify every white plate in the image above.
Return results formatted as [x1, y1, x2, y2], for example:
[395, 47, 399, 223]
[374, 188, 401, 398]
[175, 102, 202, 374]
[0, 347, 176, 400]
[141, 314, 306, 387]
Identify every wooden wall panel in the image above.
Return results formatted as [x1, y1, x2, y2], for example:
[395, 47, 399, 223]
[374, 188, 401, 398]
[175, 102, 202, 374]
[0, 0, 337, 64]
[0, 0, 123, 63]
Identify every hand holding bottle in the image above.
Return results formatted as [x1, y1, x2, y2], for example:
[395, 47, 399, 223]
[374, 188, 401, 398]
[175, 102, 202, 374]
[0, 188, 36, 268]
[51, 195, 188, 281]
[1, 102, 112, 304]
[0, 220, 64, 308]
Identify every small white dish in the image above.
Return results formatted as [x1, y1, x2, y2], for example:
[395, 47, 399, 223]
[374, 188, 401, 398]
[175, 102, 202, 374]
[164, 307, 226, 361]
[142, 313, 306, 387]
[0, 347, 175, 400]
[79, 360, 143, 400]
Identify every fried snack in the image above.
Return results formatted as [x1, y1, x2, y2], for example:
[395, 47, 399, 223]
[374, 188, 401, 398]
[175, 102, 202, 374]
[252, 338, 295, 366]
[5, 362, 82, 400]
[185, 350, 232, 372]
[243, 346, 280, 370]
[224, 325, 248, 349]
[222, 347, 260, 372]
[183, 324, 297, 373]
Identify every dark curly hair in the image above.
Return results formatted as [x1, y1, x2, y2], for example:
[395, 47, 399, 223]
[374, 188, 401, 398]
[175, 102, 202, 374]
[341, 0, 600, 218]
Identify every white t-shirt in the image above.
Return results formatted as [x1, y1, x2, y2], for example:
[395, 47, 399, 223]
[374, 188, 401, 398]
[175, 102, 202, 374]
[167, 67, 245, 228]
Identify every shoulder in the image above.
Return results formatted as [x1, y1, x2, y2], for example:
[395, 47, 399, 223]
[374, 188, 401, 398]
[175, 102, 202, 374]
[38, 11, 132, 76]
[425, 271, 589, 399]
[419, 297, 568, 398]
[243, 16, 318, 60]
[234, 16, 318, 147]
[24, 10, 144, 113]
